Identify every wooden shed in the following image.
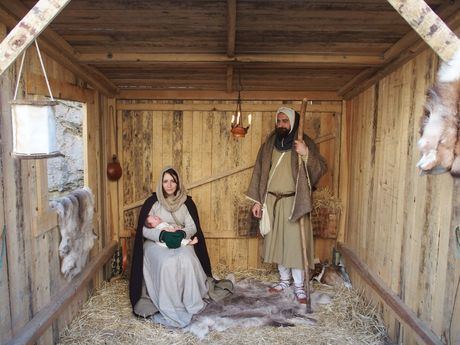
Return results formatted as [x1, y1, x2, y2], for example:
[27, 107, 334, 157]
[0, 0, 459, 344]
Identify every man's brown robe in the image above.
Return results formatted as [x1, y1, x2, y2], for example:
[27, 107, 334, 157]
[246, 130, 327, 222]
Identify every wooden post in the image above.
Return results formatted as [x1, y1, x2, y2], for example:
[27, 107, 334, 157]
[0, 0, 72, 75]
[386, 0, 460, 61]
[298, 98, 312, 313]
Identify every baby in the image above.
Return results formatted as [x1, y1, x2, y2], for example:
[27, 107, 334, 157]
[145, 215, 198, 247]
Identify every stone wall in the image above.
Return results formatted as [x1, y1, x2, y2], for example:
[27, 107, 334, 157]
[47, 100, 84, 198]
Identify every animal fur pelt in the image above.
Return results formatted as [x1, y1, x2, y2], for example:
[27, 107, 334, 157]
[418, 48, 460, 176]
[186, 278, 331, 339]
[50, 187, 97, 281]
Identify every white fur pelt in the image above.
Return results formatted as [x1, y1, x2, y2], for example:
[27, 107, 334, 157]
[418, 48, 460, 176]
[186, 278, 331, 339]
[50, 187, 97, 281]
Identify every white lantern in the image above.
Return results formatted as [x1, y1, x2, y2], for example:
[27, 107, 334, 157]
[10, 40, 62, 159]
[11, 99, 61, 158]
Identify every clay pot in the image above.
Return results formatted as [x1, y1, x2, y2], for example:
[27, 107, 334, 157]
[107, 155, 122, 181]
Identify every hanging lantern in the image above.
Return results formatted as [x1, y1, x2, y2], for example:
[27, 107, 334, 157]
[11, 99, 61, 158]
[230, 89, 252, 138]
[10, 40, 62, 159]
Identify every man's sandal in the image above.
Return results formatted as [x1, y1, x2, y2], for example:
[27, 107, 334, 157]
[294, 286, 307, 304]
[268, 280, 290, 293]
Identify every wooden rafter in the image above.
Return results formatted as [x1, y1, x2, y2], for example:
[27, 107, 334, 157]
[77, 52, 384, 66]
[115, 102, 342, 112]
[0, 0, 119, 96]
[117, 89, 342, 101]
[0, 0, 71, 75]
[227, 0, 236, 58]
[337, 69, 376, 97]
[340, 3, 460, 98]
[225, 0, 236, 93]
[383, 0, 460, 62]
[386, 0, 460, 62]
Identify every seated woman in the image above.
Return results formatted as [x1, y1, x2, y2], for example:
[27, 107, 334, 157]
[129, 166, 212, 328]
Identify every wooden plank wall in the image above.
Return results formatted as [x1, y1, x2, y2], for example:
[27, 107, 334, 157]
[117, 99, 342, 270]
[0, 23, 112, 344]
[345, 49, 460, 344]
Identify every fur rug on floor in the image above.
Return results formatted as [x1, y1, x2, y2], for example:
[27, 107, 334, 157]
[187, 278, 332, 338]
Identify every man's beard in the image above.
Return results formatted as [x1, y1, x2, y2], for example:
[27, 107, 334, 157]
[276, 127, 289, 138]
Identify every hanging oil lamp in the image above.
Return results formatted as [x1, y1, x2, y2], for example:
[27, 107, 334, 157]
[230, 90, 252, 138]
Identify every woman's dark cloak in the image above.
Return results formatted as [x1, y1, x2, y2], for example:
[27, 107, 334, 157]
[129, 192, 212, 309]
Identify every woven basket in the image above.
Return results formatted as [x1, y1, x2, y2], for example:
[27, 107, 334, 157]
[311, 207, 340, 239]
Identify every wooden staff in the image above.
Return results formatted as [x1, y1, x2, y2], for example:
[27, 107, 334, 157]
[297, 98, 313, 313]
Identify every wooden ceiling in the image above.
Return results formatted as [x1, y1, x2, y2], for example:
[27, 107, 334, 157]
[1, 0, 460, 98]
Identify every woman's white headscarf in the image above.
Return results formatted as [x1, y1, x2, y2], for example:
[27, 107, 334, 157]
[156, 166, 188, 212]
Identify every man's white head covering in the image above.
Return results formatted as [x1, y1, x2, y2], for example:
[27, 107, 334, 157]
[275, 107, 296, 134]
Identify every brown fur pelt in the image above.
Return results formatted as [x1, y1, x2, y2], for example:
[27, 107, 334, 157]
[186, 278, 331, 339]
[50, 187, 97, 281]
[312, 262, 352, 289]
[418, 48, 460, 176]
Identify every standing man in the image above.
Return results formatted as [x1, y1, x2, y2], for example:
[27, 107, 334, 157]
[246, 106, 327, 304]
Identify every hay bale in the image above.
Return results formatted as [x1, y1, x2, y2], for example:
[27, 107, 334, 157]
[311, 187, 342, 239]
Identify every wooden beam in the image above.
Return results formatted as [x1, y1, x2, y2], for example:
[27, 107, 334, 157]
[342, 9, 460, 99]
[37, 37, 118, 96]
[383, 0, 460, 62]
[123, 163, 255, 212]
[0, 0, 71, 75]
[2, 0, 76, 57]
[226, 65, 234, 93]
[343, 38, 427, 99]
[4, 241, 118, 345]
[0, 1, 119, 96]
[315, 133, 336, 145]
[77, 53, 384, 66]
[337, 68, 377, 97]
[227, 0, 236, 57]
[115, 101, 342, 113]
[26, 72, 92, 103]
[188, 163, 254, 191]
[337, 242, 444, 345]
[386, 0, 460, 62]
[117, 89, 341, 101]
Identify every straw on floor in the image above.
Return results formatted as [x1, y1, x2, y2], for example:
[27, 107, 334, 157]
[58, 267, 390, 345]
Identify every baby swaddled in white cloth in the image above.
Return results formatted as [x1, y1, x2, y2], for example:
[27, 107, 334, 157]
[144, 214, 198, 248]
